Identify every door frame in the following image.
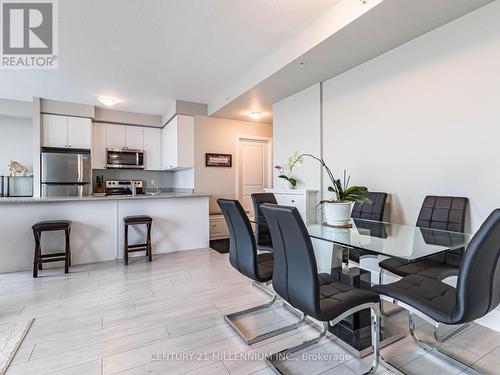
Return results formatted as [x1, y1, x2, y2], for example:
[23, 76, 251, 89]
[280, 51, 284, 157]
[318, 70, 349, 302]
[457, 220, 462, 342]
[235, 135, 273, 212]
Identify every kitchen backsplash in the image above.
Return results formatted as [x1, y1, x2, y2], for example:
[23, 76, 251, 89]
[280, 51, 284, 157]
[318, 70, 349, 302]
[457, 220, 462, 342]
[92, 169, 174, 190]
[92, 168, 195, 193]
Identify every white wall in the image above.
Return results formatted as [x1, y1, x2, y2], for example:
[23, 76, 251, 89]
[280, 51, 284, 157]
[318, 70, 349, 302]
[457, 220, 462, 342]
[273, 83, 321, 189]
[194, 115, 273, 213]
[0, 98, 33, 118]
[322, 1, 500, 232]
[0, 115, 33, 176]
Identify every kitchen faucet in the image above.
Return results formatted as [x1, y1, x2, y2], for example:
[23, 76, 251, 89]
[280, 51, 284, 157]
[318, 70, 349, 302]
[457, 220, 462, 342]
[127, 180, 136, 196]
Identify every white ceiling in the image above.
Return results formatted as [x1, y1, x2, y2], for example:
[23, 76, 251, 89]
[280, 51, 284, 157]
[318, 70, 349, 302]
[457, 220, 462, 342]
[0, 0, 341, 115]
[211, 0, 495, 123]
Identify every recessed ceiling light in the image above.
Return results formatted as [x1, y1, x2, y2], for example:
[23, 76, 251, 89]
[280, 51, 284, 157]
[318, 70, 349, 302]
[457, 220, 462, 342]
[98, 96, 119, 106]
[248, 111, 264, 120]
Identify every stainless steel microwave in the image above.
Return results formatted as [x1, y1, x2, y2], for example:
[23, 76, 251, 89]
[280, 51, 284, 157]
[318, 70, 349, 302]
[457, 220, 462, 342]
[106, 148, 144, 169]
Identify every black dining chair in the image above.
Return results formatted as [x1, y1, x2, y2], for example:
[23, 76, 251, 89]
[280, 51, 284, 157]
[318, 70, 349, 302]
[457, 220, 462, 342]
[344, 192, 388, 264]
[261, 204, 381, 374]
[373, 209, 500, 374]
[217, 199, 304, 344]
[378, 195, 468, 329]
[251, 193, 277, 252]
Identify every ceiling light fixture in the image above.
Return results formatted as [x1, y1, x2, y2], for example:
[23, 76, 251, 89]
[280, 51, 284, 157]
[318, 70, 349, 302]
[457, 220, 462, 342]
[248, 111, 264, 120]
[98, 96, 119, 106]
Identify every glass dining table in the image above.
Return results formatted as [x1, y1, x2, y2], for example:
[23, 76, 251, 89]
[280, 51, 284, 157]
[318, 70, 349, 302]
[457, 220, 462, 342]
[251, 215, 472, 356]
[307, 218, 471, 263]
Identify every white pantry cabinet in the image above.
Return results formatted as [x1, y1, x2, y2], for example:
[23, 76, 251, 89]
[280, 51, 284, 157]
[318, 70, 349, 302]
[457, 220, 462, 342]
[42, 114, 92, 149]
[161, 115, 194, 170]
[92, 122, 107, 169]
[143, 127, 162, 170]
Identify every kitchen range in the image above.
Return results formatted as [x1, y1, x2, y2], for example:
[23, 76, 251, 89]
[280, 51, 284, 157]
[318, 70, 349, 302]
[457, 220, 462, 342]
[105, 180, 144, 196]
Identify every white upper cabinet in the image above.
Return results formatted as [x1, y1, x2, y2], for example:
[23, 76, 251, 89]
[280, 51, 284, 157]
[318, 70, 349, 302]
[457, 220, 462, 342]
[143, 127, 162, 170]
[125, 126, 144, 150]
[42, 114, 92, 149]
[42, 114, 67, 148]
[105, 124, 126, 149]
[67, 117, 92, 149]
[92, 122, 107, 169]
[161, 115, 194, 170]
[104, 124, 144, 150]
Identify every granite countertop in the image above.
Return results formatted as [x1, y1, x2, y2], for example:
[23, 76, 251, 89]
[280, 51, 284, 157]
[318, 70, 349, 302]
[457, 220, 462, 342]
[0, 192, 210, 204]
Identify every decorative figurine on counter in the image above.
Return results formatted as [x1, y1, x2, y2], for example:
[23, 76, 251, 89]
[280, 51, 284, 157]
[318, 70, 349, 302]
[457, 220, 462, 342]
[8, 160, 28, 176]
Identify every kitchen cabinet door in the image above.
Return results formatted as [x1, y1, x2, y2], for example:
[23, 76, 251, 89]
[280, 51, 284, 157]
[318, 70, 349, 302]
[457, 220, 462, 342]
[105, 124, 126, 149]
[176, 115, 194, 169]
[92, 123, 107, 169]
[42, 114, 68, 148]
[162, 116, 177, 170]
[67, 117, 92, 149]
[125, 126, 144, 150]
[143, 127, 162, 170]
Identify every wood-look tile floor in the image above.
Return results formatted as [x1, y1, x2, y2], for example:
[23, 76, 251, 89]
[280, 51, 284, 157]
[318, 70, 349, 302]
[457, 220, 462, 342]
[1, 248, 499, 375]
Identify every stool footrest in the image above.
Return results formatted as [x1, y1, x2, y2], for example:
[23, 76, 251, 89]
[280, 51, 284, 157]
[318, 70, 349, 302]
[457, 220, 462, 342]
[128, 244, 148, 249]
[40, 252, 67, 258]
[128, 248, 148, 252]
[39, 257, 67, 263]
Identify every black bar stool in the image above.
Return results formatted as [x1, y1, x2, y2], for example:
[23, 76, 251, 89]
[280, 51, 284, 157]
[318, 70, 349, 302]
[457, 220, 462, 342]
[32, 220, 72, 278]
[123, 216, 153, 265]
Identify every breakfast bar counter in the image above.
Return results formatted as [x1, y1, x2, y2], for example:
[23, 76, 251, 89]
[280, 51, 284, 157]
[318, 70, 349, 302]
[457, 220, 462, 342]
[0, 193, 210, 273]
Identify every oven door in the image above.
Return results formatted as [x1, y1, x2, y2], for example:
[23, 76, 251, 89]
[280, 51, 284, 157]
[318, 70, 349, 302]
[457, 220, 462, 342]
[106, 149, 144, 169]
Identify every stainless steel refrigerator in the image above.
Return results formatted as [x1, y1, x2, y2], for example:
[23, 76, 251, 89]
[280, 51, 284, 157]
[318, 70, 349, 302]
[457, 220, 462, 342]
[41, 148, 92, 197]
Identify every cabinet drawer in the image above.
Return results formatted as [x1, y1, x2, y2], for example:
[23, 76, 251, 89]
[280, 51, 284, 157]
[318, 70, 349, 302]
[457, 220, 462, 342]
[209, 219, 225, 237]
[275, 194, 306, 211]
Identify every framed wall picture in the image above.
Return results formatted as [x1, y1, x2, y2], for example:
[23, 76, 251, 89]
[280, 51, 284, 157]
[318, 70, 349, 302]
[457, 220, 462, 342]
[205, 153, 232, 167]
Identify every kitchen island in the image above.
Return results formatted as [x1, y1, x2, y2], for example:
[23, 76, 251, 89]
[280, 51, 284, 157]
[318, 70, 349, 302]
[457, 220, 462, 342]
[0, 193, 210, 273]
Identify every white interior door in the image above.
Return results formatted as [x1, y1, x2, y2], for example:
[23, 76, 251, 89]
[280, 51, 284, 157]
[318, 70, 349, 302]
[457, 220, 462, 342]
[238, 138, 272, 219]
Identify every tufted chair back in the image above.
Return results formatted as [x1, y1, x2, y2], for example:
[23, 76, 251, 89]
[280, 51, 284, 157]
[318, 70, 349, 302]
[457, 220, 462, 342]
[261, 204, 321, 317]
[453, 209, 500, 323]
[417, 196, 468, 265]
[217, 199, 260, 281]
[416, 196, 468, 232]
[251, 193, 277, 250]
[351, 192, 388, 221]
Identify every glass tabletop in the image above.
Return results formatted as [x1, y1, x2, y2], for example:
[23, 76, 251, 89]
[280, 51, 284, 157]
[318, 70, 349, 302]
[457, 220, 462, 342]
[306, 218, 471, 262]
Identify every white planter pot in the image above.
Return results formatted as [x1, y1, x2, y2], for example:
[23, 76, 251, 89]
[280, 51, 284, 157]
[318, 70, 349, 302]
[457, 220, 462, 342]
[324, 202, 353, 226]
[280, 179, 295, 190]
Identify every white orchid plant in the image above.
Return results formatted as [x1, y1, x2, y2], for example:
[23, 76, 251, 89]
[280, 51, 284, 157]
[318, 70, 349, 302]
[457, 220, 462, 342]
[275, 151, 303, 188]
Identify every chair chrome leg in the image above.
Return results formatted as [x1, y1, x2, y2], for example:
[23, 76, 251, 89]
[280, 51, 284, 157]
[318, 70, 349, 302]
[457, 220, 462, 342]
[252, 280, 274, 297]
[224, 294, 306, 345]
[379, 269, 404, 318]
[363, 305, 381, 375]
[265, 303, 382, 375]
[433, 322, 470, 342]
[405, 313, 480, 375]
[265, 321, 329, 374]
